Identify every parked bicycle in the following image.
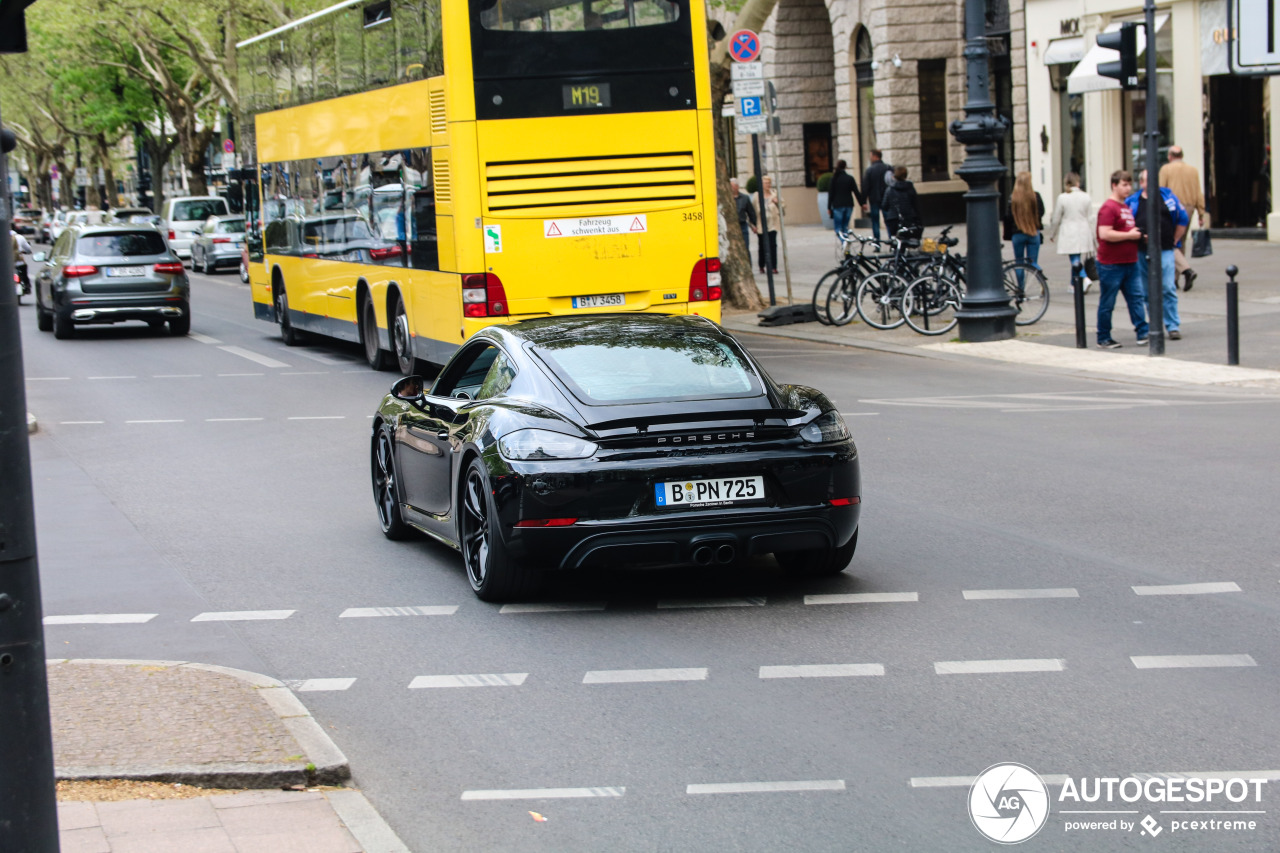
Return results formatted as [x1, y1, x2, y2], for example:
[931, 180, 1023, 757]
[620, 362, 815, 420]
[811, 231, 890, 325]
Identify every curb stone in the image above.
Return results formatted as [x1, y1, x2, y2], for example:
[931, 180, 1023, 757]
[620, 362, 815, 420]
[51, 659, 351, 788]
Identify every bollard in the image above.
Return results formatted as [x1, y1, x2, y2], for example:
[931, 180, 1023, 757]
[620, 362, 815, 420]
[1226, 265, 1239, 366]
[1072, 261, 1086, 348]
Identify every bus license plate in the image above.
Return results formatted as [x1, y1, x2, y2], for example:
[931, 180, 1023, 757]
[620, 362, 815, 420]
[572, 293, 624, 309]
[107, 266, 147, 277]
[655, 476, 764, 508]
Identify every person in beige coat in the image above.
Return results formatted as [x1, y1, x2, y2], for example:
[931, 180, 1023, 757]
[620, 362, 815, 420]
[1159, 146, 1206, 290]
[1046, 172, 1096, 293]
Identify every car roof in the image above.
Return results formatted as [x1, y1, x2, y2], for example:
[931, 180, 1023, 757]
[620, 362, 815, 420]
[486, 313, 724, 348]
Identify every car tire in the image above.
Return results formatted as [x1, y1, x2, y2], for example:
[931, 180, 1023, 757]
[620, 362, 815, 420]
[371, 426, 414, 540]
[362, 293, 391, 371]
[775, 528, 858, 576]
[169, 313, 190, 336]
[36, 301, 53, 332]
[460, 458, 541, 602]
[147, 319, 167, 333]
[239, 260, 249, 284]
[275, 285, 302, 346]
[52, 308, 74, 339]
[193, 249, 203, 274]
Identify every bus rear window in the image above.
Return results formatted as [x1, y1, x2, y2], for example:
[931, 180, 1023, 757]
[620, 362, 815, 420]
[480, 0, 679, 31]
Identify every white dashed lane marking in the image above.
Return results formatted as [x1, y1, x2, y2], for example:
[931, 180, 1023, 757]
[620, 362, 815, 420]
[409, 673, 528, 688]
[934, 659, 1064, 675]
[461, 787, 624, 801]
[291, 678, 357, 692]
[340, 606, 459, 617]
[191, 610, 296, 622]
[805, 592, 918, 605]
[217, 373, 264, 377]
[1133, 582, 1242, 595]
[126, 419, 184, 424]
[44, 614, 157, 625]
[88, 375, 136, 380]
[1130, 654, 1256, 670]
[499, 602, 607, 613]
[205, 418, 264, 422]
[154, 374, 201, 378]
[963, 588, 1079, 600]
[188, 332, 221, 344]
[583, 668, 707, 684]
[217, 345, 289, 368]
[288, 416, 346, 421]
[759, 664, 884, 679]
[657, 597, 766, 609]
[686, 780, 846, 795]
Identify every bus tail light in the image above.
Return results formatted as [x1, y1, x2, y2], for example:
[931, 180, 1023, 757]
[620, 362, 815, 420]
[462, 273, 508, 318]
[63, 265, 98, 277]
[689, 258, 722, 302]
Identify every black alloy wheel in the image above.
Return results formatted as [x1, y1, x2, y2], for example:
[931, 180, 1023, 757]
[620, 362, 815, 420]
[391, 293, 415, 375]
[460, 458, 539, 601]
[775, 528, 858, 576]
[362, 294, 390, 371]
[275, 285, 301, 346]
[371, 427, 412, 540]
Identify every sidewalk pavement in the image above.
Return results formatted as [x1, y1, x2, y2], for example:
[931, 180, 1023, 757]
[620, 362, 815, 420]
[48, 659, 408, 852]
[727, 222, 1280, 387]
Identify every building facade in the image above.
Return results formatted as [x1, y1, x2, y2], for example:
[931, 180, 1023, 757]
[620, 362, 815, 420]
[730, 0, 1030, 225]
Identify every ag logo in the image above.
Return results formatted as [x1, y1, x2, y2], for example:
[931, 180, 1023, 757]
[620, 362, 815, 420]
[969, 763, 1050, 844]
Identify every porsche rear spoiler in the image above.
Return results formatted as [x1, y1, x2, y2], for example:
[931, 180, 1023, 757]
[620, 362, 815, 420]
[586, 408, 806, 434]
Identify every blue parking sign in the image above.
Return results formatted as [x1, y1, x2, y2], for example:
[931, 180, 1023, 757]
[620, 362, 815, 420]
[739, 96, 762, 117]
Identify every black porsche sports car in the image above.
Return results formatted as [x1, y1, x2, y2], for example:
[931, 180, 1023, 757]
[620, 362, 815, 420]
[370, 314, 861, 601]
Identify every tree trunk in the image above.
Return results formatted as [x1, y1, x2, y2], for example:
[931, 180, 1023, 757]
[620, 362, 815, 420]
[179, 123, 216, 197]
[95, 135, 118, 210]
[709, 60, 764, 311]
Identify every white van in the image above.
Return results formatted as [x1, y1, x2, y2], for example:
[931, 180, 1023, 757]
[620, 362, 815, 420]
[161, 196, 230, 259]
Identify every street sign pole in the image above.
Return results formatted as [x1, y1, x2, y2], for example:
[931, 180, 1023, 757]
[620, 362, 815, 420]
[751, 133, 775, 306]
[1143, 0, 1164, 355]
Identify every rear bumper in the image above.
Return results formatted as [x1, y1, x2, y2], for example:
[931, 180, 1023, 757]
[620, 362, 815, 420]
[64, 298, 189, 324]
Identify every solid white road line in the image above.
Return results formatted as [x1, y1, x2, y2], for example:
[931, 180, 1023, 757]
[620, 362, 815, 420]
[409, 673, 528, 688]
[499, 602, 607, 613]
[963, 588, 1079, 600]
[288, 416, 346, 420]
[1130, 654, 1256, 669]
[191, 610, 295, 622]
[583, 668, 707, 684]
[188, 332, 221, 344]
[126, 419, 184, 424]
[293, 678, 357, 692]
[934, 659, 1064, 675]
[461, 787, 624, 801]
[686, 780, 846, 795]
[759, 664, 884, 679]
[88, 375, 136, 380]
[205, 417, 264, 422]
[44, 614, 157, 625]
[657, 597, 766, 609]
[1132, 582, 1242, 595]
[805, 592, 918, 605]
[60, 421, 104, 425]
[340, 606, 459, 617]
[218, 345, 289, 368]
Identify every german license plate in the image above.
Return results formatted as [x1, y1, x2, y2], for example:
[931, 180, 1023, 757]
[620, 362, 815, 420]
[655, 476, 764, 508]
[572, 293, 624, 309]
[106, 266, 146, 277]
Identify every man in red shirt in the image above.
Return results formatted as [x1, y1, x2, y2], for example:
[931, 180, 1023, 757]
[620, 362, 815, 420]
[1094, 170, 1149, 349]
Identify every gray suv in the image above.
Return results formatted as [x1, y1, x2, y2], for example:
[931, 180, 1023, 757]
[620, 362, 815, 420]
[34, 224, 191, 338]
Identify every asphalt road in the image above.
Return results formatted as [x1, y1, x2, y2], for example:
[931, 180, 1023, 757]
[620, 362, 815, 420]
[18, 267, 1280, 851]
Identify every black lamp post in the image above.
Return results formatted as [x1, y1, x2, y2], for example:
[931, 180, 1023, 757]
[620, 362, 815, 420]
[950, 0, 1017, 341]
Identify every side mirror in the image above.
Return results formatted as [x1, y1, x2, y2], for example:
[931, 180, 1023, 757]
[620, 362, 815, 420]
[391, 375, 426, 401]
[31, 252, 47, 263]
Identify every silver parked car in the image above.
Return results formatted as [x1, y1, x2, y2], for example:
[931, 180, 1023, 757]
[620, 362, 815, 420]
[190, 215, 246, 274]
[33, 224, 191, 338]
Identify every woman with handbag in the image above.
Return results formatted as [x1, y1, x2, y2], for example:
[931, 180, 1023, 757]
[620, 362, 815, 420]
[1005, 171, 1045, 291]
[1046, 172, 1096, 293]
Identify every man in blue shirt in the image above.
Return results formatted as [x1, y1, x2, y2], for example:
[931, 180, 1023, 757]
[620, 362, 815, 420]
[1127, 170, 1188, 340]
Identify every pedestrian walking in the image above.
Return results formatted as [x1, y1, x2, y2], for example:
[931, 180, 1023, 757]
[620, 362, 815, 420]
[862, 150, 891, 241]
[1127, 169, 1186, 340]
[1004, 171, 1045, 291]
[880, 166, 920, 238]
[1045, 172, 1096, 292]
[826, 160, 866, 240]
[729, 178, 758, 268]
[1158, 145, 1206, 291]
[756, 175, 783, 274]
[1094, 170, 1148, 349]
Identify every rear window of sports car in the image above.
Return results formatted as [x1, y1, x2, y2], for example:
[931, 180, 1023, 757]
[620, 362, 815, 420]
[533, 335, 761, 404]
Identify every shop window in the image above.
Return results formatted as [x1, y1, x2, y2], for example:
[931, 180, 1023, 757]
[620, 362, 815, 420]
[917, 59, 949, 182]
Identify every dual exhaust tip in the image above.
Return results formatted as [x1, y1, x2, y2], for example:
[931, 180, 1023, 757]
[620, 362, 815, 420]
[692, 543, 736, 566]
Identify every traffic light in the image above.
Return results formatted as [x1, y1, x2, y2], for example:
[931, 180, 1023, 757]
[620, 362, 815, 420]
[1097, 22, 1140, 89]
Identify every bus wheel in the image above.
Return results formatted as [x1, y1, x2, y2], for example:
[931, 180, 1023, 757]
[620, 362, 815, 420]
[362, 293, 391, 371]
[276, 285, 301, 346]
[391, 294, 416, 375]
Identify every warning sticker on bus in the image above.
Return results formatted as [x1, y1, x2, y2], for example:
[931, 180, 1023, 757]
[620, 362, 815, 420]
[544, 215, 647, 238]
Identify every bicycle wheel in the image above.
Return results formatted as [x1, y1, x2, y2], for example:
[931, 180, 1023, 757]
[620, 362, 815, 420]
[902, 274, 961, 336]
[825, 269, 862, 326]
[855, 271, 908, 330]
[1002, 261, 1049, 326]
[812, 269, 842, 325]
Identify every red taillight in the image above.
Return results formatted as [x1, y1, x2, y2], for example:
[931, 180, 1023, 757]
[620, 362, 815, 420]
[689, 258, 722, 302]
[212, 236, 231, 244]
[63, 265, 98, 277]
[828, 497, 861, 506]
[168, 230, 176, 240]
[153, 262, 184, 274]
[514, 518, 579, 528]
[369, 245, 403, 261]
[303, 253, 319, 259]
[462, 272, 508, 318]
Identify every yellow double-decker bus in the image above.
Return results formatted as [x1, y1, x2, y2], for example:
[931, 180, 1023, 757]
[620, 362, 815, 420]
[236, 0, 720, 374]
